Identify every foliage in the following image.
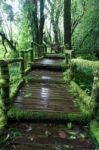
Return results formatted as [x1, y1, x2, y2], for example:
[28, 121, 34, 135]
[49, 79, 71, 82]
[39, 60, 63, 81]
[72, 0, 99, 55]
[18, 21, 31, 50]
[90, 120, 99, 145]
[70, 58, 99, 94]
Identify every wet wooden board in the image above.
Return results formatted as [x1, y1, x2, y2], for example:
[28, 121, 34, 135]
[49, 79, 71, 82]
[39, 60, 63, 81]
[7, 123, 95, 150]
[28, 70, 63, 80]
[14, 82, 78, 113]
[34, 58, 64, 65]
[14, 57, 79, 113]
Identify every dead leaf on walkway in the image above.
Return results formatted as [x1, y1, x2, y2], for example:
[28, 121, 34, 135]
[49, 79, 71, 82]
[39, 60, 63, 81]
[59, 130, 66, 139]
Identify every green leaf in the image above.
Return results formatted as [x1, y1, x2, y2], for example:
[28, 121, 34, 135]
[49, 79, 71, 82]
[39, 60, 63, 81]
[24, 92, 32, 98]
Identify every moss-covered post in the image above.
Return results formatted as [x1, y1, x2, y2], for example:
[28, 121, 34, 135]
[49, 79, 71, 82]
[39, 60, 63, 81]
[30, 42, 34, 62]
[20, 51, 25, 77]
[30, 49, 33, 62]
[1, 60, 10, 112]
[45, 44, 47, 56]
[42, 45, 44, 57]
[40, 45, 42, 57]
[65, 53, 69, 64]
[91, 69, 99, 112]
[37, 45, 39, 58]
[70, 64, 77, 80]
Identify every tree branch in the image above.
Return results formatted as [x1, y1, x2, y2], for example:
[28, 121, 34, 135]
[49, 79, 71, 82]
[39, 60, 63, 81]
[0, 32, 16, 51]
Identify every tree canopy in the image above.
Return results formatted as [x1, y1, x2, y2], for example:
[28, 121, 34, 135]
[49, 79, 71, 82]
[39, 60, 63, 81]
[0, 0, 99, 58]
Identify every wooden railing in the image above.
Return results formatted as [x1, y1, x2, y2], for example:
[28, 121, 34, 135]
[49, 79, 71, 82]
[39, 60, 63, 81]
[0, 41, 46, 112]
[47, 44, 64, 54]
[64, 53, 99, 114]
[0, 59, 24, 111]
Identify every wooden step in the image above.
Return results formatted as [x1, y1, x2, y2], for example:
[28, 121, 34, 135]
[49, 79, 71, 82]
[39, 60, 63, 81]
[45, 54, 65, 59]
[6, 123, 95, 150]
[30, 63, 66, 71]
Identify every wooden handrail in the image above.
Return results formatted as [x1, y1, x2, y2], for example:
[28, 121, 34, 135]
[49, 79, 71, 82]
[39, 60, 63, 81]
[32, 41, 43, 47]
[21, 48, 32, 53]
[0, 42, 46, 113]
[6, 58, 23, 64]
[0, 58, 25, 112]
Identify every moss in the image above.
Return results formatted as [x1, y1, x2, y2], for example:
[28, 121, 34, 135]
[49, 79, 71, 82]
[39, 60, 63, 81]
[71, 58, 99, 72]
[10, 79, 24, 104]
[95, 146, 99, 150]
[63, 69, 71, 83]
[8, 107, 91, 122]
[62, 78, 95, 116]
[0, 99, 7, 131]
[69, 81, 95, 115]
[0, 79, 5, 88]
[90, 120, 99, 145]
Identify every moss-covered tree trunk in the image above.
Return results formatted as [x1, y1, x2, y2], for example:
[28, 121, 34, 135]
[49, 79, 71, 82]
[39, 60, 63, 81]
[64, 0, 71, 49]
[32, 0, 39, 43]
[39, 0, 45, 44]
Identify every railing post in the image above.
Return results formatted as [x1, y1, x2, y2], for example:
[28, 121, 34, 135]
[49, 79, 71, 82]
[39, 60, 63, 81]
[37, 45, 39, 58]
[1, 60, 10, 112]
[31, 42, 34, 61]
[30, 49, 33, 62]
[65, 50, 73, 65]
[65, 53, 69, 64]
[91, 69, 99, 111]
[20, 51, 25, 77]
[43, 44, 47, 56]
[70, 64, 76, 80]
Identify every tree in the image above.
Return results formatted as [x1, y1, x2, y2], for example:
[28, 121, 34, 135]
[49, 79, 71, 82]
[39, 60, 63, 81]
[39, 0, 45, 44]
[23, 0, 45, 44]
[0, 1, 17, 56]
[64, 0, 71, 49]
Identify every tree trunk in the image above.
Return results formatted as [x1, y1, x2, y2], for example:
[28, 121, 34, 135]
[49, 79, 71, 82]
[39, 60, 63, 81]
[32, 0, 39, 43]
[39, 0, 45, 44]
[64, 0, 71, 49]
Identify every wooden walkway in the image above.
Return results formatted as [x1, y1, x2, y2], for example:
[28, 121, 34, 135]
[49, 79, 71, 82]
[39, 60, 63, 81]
[14, 56, 79, 113]
[7, 122, 95, 150]
[7, 54, 95, 150]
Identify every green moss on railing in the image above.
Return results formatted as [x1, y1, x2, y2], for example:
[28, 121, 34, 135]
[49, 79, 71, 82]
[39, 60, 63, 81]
[63, 70, 95, 115]
[69, 81, 95, 115]
[90, 120, 99, 145]
[71, 58, 99, 72]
